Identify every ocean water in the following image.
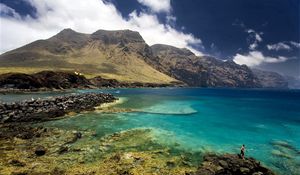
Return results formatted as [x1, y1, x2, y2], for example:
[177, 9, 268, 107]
[1, 88, 300, 174]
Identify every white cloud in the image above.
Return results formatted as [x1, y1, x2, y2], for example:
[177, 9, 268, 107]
[0, 0, 203, 55]
[0, 3, 21, 19]
[246, 29, 263, 50]
[249, 43, 258, 50]
[267, 41, 300, 51]
[289, 41, 300, 48]
[233, 51, 288, 67]
[267, 42, 291, 51]
[232, 24, 292, 67]
[137, 0, 171, 13]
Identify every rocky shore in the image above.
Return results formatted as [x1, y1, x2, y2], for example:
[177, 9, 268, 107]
[0, 93, 116, 123]
[194, 154, 275, 175]
[0, 71, 183, 93]
[0, 125, 277, 175]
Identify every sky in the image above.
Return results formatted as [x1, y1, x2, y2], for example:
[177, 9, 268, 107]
[0, 0, 299, 77]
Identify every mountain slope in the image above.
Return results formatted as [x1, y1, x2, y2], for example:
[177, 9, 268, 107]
[149, 44, 261, 88]
[0, 29, 177, 84]
[252, 69, 288, 88]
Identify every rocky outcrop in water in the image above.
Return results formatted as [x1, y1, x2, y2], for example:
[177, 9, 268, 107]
[0, 93, 116, 123]
[194, 154, 275, 175]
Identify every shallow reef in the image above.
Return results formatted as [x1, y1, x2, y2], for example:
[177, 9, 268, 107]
[0, 125, 200, 175]
[0, 123, 277, 175]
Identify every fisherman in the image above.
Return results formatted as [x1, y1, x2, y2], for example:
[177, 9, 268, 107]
[240, 144, 246, 159]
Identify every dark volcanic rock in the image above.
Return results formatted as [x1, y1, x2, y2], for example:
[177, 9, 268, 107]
[252, 69, 288, 89]
[150, 44, 261, 88]
[9, 159, 26, 167]
[89, 76, 121, 88]
[0, 73, 43, 89]
[34, 71, 92, 89]
[0, 71, 181, 92]
[89, 76, 183, 88]
[0, 93, 116, 123]
[193, 154, 275, 175]
[35, 145, 46, 156]
[0, 71, 92, 90]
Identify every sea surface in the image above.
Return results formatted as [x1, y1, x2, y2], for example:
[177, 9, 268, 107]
[1, 88, 300, 174]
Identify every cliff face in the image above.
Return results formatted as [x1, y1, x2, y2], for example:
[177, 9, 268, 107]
[150, 44, 261, 88]
[284, 75, 300, 89]
[252, 69, 288, 89]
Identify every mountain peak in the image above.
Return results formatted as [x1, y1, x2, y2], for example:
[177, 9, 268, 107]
[49, 28, 89, 45]
[56, 28, 78, 35]
[51, 28, 87, 40]
[61, 28, 75, 32]
[91, 29, 144, 44]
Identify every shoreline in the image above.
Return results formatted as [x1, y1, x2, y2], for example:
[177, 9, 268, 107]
[0, 93, 117, 123]
[1, 86, 296, 96]
[0, 124, 276, 175]
[0, 71, 185, 95]
[96, 97, 127, 109]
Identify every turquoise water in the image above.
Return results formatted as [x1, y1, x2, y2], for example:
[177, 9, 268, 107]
[1, 88, 300, 174]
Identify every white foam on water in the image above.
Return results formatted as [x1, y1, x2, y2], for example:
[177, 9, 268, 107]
[254, 124, 267, 129]
[95, 97, 128, 109]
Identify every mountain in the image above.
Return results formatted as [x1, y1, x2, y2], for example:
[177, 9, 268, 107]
[149, 44, 261, 88]
[252, 69, 288, 89]
[283, 75, 300, 89]
[0, 29, 288, 88]
[0, 29, 177, 84]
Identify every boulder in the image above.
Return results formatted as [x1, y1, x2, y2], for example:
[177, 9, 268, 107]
[35, 146, 46, 156]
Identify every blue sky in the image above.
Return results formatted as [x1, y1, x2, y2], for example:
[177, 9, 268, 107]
[0, 0, 299, 76]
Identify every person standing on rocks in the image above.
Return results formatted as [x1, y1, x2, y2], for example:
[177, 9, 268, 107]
[240, 144, 246, 159]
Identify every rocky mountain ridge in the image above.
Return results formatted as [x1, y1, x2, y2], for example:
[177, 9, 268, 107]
[151, 44, 259, 87]
[0, 28, 288, 88]
[252, 69, 288, 89]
